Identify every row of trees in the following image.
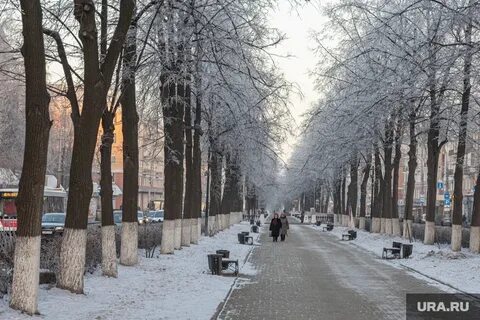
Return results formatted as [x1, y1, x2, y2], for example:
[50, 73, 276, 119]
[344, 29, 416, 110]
[2, 0, 289, 315]
[283, 0, 480, 251]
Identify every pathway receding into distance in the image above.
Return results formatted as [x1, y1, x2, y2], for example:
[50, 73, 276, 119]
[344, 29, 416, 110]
[218, 221, 445, 320]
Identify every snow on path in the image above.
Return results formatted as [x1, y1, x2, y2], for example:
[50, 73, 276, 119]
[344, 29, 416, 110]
[311, 224, 480, 294]
[0, 222, 259, 320]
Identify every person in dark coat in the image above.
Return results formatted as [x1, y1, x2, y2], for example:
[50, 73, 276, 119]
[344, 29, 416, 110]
[280, 213, 289, 241]
[269, 213, 282, 242]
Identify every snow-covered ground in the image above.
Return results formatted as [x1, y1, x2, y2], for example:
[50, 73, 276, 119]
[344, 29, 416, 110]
[0, 222, 259, 320]
[311, 224, 480, 293]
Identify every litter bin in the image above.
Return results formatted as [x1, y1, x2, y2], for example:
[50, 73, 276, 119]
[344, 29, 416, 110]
[315, 221, 321, 226]
[256, 221, 261, 227]
[347, 230, 357, 239]
[251, 225, 259, 233]
[237, 233, 246, 244]
[216, 250, 230, 258]
[402, 244, 413, 259]
[241, 231, 250, 236]
[207, 254, 222, 275]
[250, 219, 255, 225]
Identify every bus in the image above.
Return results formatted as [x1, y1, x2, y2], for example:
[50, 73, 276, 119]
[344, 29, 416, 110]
[0, 186, 67, 231]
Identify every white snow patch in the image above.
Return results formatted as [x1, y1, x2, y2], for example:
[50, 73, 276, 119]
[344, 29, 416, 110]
[1, 223, 256, 320]
[324, 226, 480, 293]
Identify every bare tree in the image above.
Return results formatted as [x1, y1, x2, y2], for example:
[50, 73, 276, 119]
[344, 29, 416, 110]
[10, 0, 51, 314]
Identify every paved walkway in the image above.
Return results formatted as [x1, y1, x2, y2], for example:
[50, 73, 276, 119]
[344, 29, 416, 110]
[218, 222, 445, 320]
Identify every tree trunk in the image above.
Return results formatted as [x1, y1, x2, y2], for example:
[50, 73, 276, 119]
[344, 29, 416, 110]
[58, 0, 134, 293]
[10, 0, 51, 314]
[470, 172, 480, 252]
[100, 112, 117, 277]
[372, 147, 383, 233]
[161, 77, 185, 253]
[341, 171, 347, 226]
[404, 109, 417, 239]
[359, 155, 371, 230]
[191, 76, 202, 243]
[120, 15, 139, 265]
[391, 121, 402, 236]
[209, 150, 223, 234]
[452, 17, 473, 252]
[382, 122, 394, 234]
[348, 155, 358, 228]
[424, 48, 443, 245]
[182, 81, 193, 246]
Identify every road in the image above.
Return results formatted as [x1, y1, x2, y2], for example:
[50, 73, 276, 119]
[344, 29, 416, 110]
[218, 222, 445, 320]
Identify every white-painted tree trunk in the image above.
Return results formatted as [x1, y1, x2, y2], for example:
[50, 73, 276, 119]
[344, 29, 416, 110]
[120, 222, 138, 266]
[392, 218, 401, 236]
[469, 226, 480, 253]
[174, 219, 182, 249]
[58, 228, 87, 293]
[10, 236, 41, 315]
[385, 218, 392, 235]
[181, 218, 191, 247]
[208, 216, 216, 235]
[371, 217, 381, 233]
[424, 221, 435, 245]
[358, 217, 365, 230]
[451, 224, 462, 252]
[403, 219, 413, 239]
[101, 225, 117, 277]
[349, 215, 355, 229]
[190, 218, 198, 244]
[161, 220, 175, 254]
[380, 218, 386, 233]
[197, 217, 202, 240]
[217, 214, 222, 231]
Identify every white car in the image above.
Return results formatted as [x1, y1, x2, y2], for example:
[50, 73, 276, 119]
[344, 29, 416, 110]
[148, 210, 164, 223]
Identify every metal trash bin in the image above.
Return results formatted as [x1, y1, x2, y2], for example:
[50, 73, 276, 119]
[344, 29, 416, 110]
[402, 244, 413, 259]
[216, 250, 230, 258]
[256, 221, 261, 227]
[241, 231, 250, 235]
[250, 219, 255, 225]
[238, 233, 246, 244]
[207, 254, 222, 275]
[251, 225, 259, 233]
[347, 230, 357, 239]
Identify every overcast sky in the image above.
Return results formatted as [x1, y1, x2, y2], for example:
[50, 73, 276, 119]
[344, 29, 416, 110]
[268, 1, 328, 161]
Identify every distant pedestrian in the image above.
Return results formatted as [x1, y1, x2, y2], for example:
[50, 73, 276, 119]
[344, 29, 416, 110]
[269, 213, 282, 242]
[280, 213, 289, 241]
[300, 211, 305, 224]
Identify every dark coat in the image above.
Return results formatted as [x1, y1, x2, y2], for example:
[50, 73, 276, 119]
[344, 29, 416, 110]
[269, 218, 282, 237]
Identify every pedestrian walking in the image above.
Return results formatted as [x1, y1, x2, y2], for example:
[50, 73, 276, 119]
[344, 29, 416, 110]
[269, 213, 282, 242]
[280, 213, 289, 241]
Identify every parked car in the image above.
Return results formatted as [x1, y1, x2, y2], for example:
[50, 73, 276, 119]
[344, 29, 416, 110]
[441, 214, 452, 226]
[148, 210, 164, 223]
[113, 210, 122, 226]
[41, 212, 66, 236]
[138, 211, 149, 224]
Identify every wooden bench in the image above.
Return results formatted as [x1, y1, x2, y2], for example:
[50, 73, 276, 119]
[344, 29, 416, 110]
[221, 259, 239, 275]
[322, 224, 334, 231]
[341, 230, 357, 240]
